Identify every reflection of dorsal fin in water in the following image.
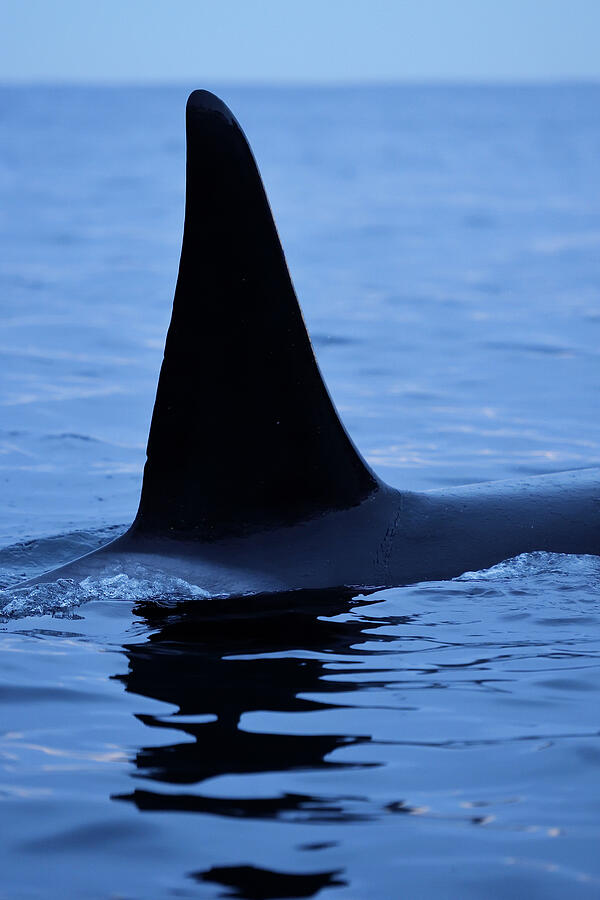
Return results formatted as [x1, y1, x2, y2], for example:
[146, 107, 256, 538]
[133, 90, 380, 540]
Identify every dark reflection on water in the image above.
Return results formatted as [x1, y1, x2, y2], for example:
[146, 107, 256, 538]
[115, 590, 397, 894]
[115, 590, 408, 827]
[195, 864, 347, 898]
[2, 562, 600, 897]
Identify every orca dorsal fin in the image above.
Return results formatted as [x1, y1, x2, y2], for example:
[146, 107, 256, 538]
[133, 90, 379, 540]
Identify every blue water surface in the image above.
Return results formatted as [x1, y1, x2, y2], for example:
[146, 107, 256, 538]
[1, 85, 600, 898]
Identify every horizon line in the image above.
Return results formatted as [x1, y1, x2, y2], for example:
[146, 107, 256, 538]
[2, 76, 600, 89]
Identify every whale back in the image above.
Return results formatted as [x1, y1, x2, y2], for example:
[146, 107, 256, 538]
[133, 91, 379, 540]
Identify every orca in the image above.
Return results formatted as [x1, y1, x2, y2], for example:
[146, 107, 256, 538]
[21, 90, 600, 596]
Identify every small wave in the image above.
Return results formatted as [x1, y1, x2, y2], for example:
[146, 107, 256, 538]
[456, 550, 600, 582]
[0, 569, 210, 620]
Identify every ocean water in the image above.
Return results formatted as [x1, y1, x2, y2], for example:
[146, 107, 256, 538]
[1, 84, 599, 897]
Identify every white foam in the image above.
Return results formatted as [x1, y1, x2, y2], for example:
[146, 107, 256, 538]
[456, 550, 600, 582]
[0, 569, 210, 619]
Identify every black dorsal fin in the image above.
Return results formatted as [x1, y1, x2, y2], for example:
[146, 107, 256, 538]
[133, 90, 379, 540]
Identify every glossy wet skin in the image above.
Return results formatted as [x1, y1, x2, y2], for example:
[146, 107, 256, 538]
[25, 465, 600, 595]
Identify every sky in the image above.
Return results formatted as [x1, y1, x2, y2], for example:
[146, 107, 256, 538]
[1, 0, 599, 84]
